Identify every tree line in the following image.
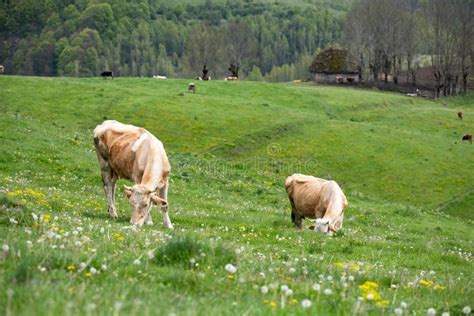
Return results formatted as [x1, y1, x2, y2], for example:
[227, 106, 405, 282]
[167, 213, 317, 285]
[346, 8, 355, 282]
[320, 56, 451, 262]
[0, 0, 347, 80]
[344, 0, 473, 97]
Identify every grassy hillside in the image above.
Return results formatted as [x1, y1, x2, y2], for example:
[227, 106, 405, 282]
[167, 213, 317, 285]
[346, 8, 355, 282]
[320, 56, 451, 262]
[0, 76, 473, 315]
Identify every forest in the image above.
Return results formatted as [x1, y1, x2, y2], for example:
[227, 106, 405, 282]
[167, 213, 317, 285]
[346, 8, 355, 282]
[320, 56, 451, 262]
[0, 0, 348, 80]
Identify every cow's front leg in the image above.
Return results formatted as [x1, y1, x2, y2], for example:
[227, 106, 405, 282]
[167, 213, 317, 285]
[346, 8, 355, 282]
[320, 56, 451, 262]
[144, 213, 153, 225]
[159, 180, 173, 229]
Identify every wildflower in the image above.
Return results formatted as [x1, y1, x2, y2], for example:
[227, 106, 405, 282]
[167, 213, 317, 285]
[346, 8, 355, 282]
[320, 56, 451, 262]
[269, 301, 277, 308]
[259, 272, 266, 278]
[324, 289, 332, 295]
[420, 280, 434, 287]
[289, 298, 298, 305]
[43, 215, 50, 223]
[281, 285, 289, 293]
[227, 274, 235, 279]
[79, 262, 87, 269]
[31, 213, 38, 221]
[39, 266, 47, 272]
[289, 267, 296, 274]
[427, 308, 436, 316]
[85, 272, 92, 278]
[2, 244, 9, 254]
[90, 267, 97, 274]
[312, 283, 321, 292]
[442, 312, 450, 316]
[261, 286, 269, 294]
[285, 289, 293, 296]
[463, 306, 471, 314]
[67, 265, 76, 271]
[301, 299, 312, 309]
[26, 241, 33, 248]
[225, 264, 237, 274]
[133, 259, 141, 265]
[101, 264, 107, 271]
[327, 275, 333, 281]
[114, 301, 123, 311]
[9, 218, 18, 224]
[367, 294, 374, 300]
[376, 300, 389, 308]
[400, 302, 408, 309]
[348, 275, 355, 282]
[75, 241, 82, 247]
[395, 307, 403, 315]
[434, 284, 446, 291]
[147, 250, 154, 259]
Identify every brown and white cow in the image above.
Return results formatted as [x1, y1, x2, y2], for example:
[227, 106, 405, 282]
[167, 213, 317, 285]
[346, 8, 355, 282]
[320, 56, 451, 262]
[93, 120, 173, 227]
[285, 174, 348, 235]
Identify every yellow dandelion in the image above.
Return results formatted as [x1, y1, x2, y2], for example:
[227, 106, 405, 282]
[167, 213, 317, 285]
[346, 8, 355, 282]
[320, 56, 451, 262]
[67, 265, 76, 271]
[289, 299, 298, 305]
[43, 215, 50, 223]
[349, 263, 360, 271]
[85, 272, 92, 278]
[269, 301, 277, 309]
[420, 280, 433, 287]
[227, 274, 235, 279]
[335, 262, 344, 268]
[434, 284, 446, 291]
[59, 229, 65, 234]
[376, 300, 389, 308]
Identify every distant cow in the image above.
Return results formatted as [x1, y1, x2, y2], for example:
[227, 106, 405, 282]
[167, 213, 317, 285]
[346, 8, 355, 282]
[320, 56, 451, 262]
[153, 75, 167, 79]
[93, 120, 173, 227]
[101, 71, 113, 79]
[0, 65, 4, 74]
[285, 174, 348, 235]
[188, 83, 196, 93]
[462, 133, 472, 144]
[224, 76, 238, 81]
[458, 112, 463, 120]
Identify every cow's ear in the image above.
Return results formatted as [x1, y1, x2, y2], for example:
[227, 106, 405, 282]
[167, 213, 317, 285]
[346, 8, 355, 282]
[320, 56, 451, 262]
[124, 185, 133, 199]
[150, 193, 168, 206]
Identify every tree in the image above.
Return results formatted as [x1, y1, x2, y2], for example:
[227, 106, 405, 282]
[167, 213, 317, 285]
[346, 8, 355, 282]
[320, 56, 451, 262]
[246, 65, 263, 81]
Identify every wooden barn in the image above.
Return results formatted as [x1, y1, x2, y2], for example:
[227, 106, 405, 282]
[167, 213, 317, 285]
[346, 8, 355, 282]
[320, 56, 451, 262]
[309, 47, 359, 84]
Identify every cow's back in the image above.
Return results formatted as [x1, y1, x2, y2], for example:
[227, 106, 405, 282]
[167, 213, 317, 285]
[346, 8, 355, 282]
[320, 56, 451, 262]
[286, 174, 327, 218]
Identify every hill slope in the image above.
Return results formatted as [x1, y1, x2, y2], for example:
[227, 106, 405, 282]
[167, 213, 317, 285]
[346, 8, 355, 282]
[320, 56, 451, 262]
[0, 76, 472, 315]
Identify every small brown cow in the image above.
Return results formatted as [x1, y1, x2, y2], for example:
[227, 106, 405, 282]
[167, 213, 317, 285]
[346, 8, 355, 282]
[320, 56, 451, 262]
[462, 133, 472, 144]
[285, 174, 348, 235]
[458, 112, 463, 120]
[188, 83, 196, 93]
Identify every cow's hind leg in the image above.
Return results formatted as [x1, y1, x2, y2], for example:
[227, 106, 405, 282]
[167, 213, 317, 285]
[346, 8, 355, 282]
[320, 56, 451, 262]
[159, 179, 173, 229]
[95, 144, 118, 219]
[289, 198, 302, 229]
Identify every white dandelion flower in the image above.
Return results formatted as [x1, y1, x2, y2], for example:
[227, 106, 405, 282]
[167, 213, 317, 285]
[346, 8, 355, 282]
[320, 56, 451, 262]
[427, 308, 436, 316]
[281, 285, 289, 293]
[400, 302, 408, 309]
[9, 218, 18, 224]
[367, 294, 374, 300]
[301, 299, 312, 309]
[101, 264, 107, 271]
[133, 259, 141, 265]
[90, 267, 97, 274]
[312, 283, 321, 292]
[289, 267, 296, 274]
[394, 308, 403, 316]
[285, 289, 293, 296]
[26, 241, 33, 248]
[2, 244, 10, 253]
[261, 286, 268, 294]
[463, 306, 471, 315]
[441, 312, 450, 316]
[225, 263, 237, 274]
[323, 289, 332, 295]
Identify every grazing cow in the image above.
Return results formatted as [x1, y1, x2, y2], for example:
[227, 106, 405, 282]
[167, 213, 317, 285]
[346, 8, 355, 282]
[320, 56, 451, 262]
[153, 75, 167, 79]
[188, 83, 196, 93]
[462, 133, 472, 144]
[285, 174, 348, 235]
[0, 65, 4, 74]
[458, 112, 463, 120]
[224, 76, 238, 81]
[101, 71, 113, 79]
[93, 120, 173, 227]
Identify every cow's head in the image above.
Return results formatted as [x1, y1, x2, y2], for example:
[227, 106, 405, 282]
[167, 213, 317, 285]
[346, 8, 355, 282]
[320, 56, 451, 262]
[310, 218, 330, 234]
[124, 185, 167, 225]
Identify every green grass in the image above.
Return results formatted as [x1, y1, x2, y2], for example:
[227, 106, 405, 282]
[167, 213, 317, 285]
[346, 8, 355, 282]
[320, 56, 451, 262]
[0, 76, 473, 315]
